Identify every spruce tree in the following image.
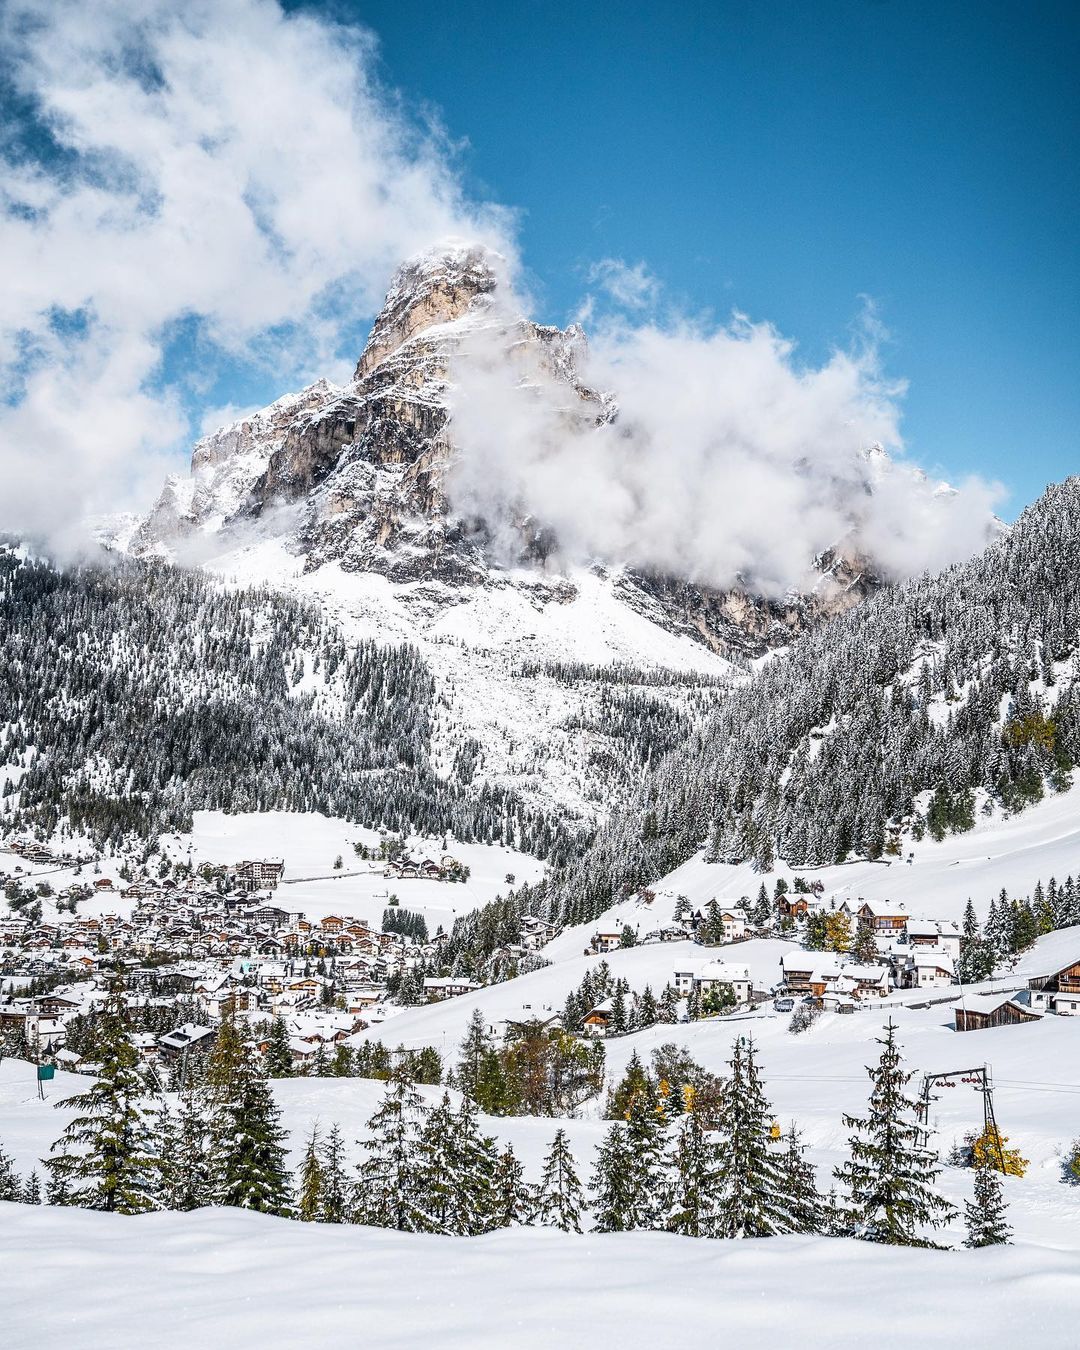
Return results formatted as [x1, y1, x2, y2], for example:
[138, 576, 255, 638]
[22, 1170, 42, 1204]
[964, 1159, 1011, 1247]
[298, 1127, 324, 1221]
[354, 1069, 427, 1231]
[45, 984, 160, 1214]
[666, 1107, 720, 1237]
[713, 1037, 787, 1238]
[457, 1009, 493, 1101]
[0, 1139, 20, 1201]
[622, 1089, 667, 1229]
[264, 1017, 293, 1078]
[833, 1021, 956, 1245]
[450, 1095, 499, 1236]
[534, 1129, 584, 1233]
[416, 1092, 459, 1233]
[205, 1017, 291, 1215]
[778, 1125, 824, 1234]
[590, 1122, 637, 1233]
[173, 1087, 211, 1210]
[318, 1123, 351, 1223]
[492, 1143, 531, 1227]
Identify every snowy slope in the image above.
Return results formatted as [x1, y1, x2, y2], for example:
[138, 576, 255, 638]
[202, 535, 734, 821]
[3, 1204, 1079, 1350]
[605, 776, 1080, 932]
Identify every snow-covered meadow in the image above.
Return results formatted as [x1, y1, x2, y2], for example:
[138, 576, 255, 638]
[1, 1203, 1078, 1350]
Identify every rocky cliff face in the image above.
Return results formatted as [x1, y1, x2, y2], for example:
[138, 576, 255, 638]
[134, 242, 871, 658]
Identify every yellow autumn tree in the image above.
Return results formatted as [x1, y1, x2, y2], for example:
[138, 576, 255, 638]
[973, 1126, 1028, 1176]
[824, 911, 852, 954]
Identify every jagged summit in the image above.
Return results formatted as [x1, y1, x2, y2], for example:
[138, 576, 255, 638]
[354, 242, 503, 382]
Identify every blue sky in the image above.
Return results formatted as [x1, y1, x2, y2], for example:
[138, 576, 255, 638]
[326, 0, 1078, 516]
[1, 0, 1076, 541]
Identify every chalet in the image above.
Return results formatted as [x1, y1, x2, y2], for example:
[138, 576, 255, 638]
[250, 905, 289, 927]
[955, 994, 1042, 1031]
[843, 898, 909, 934]
[903, 951, 955, 989]
[582, 998, 613, 1037]
[1028, 952, 1080, 1016]
[319, 915, 345, 933]
[777, 894, 811, 921]
[589, 931, 624, 954]
[780, 951, 817, 993]
[423, 976, 481, 1002]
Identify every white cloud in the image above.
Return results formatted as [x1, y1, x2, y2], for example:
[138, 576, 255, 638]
[0, 0, 514, 539]
[586, 258, 660, 310]
[446, 306, 1003, 593]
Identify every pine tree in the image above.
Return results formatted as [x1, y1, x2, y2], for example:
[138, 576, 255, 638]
[298, 1127, 324, 1221]
[205, 1017, 291, 1215]
[152, 1099, 179, 1210]
[21, 1170, 42, 1204]
[0, 1138, 20, 1201]
[45, 984, 160, 1213]
[534, 1129, 584, 1233]
[492, 1143, 531, 1228]
[622, 1089, 667, 1229]
[354, 1069, 427, 1231]
[833, 1020, 956, 1245]
[173, 1087, 211, 1210]
[590, 1122, 637, 1233]
[714, 1037, 787, 1238]
[264, 1017, 293, 1078]
[457, 1009, 493, 1101]
[666, 1105, 720, 1237]
[416, 1092, 459, 1233]
[778, 1125, 824, 1234]
[450, 1095, 499, 1236]
[964, 1158, 1011, 1247]
[318, 1123, 351, 1223]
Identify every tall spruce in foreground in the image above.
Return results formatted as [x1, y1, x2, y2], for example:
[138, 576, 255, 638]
[834, 1021, 956, 1245]
[778, 1126, 825, 1235]
[318, 1123, 351, 1224]
[205, 1017, 291, 1215]
[0, 1138, 20, 1201]
[964, 1158, 1012, 1247]
[45, 984, 160, 1214]
[666, 1105, 721, 1237]
[492, 1143, 532, 1227]
[416, 1092, 459, 1233]
[590, 1122, 638, 1233]
[298, 1127, 325, 1222]
[534, 1129, 584, 1233]
[449, 1095, 499, 1236]
[355, 1069, 427, 1232]
[714, 1037, 787, 1238]
[173, 1087, 211, 1210]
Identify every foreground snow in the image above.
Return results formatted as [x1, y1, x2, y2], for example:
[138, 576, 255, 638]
[1, 1204, 1078, 1350]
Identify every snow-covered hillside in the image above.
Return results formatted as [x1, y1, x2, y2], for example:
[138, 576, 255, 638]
[3, 1203, 1077, 1350]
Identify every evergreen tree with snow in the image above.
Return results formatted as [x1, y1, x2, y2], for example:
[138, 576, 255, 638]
[152, 1099, 179, 1210]
[297, 1127, 324, 1222]
[45, 983, 160, 1214]
[0, 1138, 20, 1201]
[416, 1092, 459, 1233]
[778, 1125, 825, 1234]
[534, 1129, 584, 1233]
[623, 1088, 668, 1229]
[21, 1170, 42, 1205]
[833, 1021, 956, 1245]
[752, 885, 771, 929]
[205, 1017, 291, 1216]
[449, 1094, 499, 1236]
[264, 1016, 293, 1078]
[457, 1008, 493, 1101]
[713, 1036, 787, 1238]
[964, 1158, 1011, 1247]
[173, 1087, 211, 1211]
[590, 1122, 638, 1233]
[354, 1068, 427, 1232]
[318, 1123, 351, 1223]
[492, 1142, 531, 1228]
[666, 1105, 720, 1237]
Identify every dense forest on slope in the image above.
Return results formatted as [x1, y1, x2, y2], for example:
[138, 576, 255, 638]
[0, 549, 567, 858]
[556, 478, 1080, 925]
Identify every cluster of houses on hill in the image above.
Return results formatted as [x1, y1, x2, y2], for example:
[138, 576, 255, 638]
[0, 849, 500, 1071]
[383, 854, 466, 882]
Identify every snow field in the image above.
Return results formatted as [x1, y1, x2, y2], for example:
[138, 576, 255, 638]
[1, 1204, 1078, 1350]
